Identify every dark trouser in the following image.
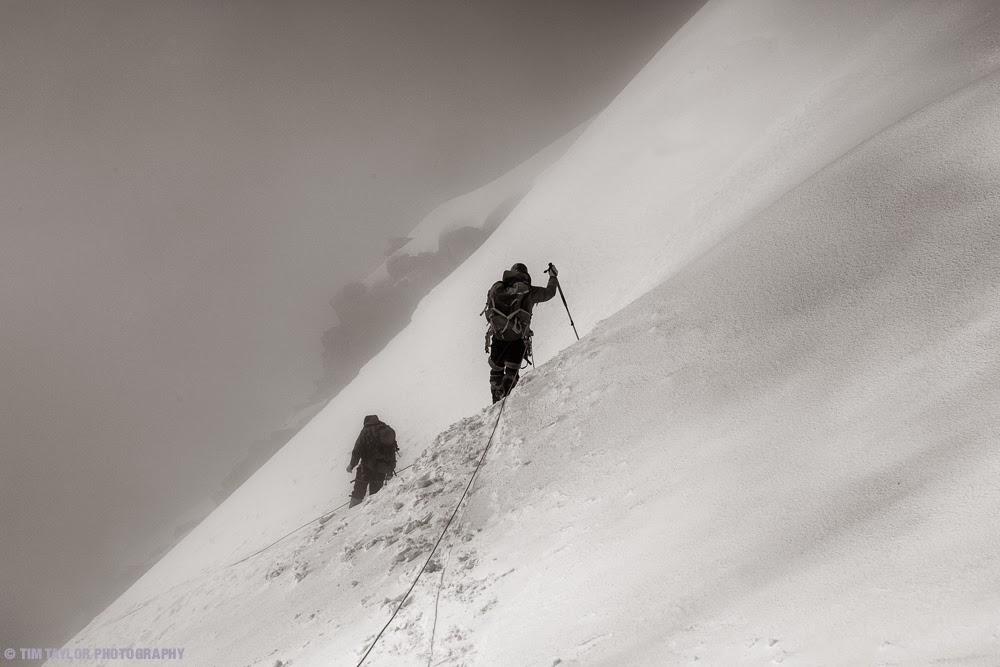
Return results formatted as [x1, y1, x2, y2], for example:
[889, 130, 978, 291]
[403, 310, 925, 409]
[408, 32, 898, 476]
[350, 467, 386, 507]
[489, 336, 526, 403]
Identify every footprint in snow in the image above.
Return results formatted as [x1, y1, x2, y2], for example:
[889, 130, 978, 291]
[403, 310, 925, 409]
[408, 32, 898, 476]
[393, 544, 425, 564]
[402, 514, 431, 534]
[745, 637, 785, 664]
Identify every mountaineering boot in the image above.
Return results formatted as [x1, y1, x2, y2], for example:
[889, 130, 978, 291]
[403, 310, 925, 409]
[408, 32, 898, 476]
[500, 360, 521, 397]
[499, 371, 517, 399]
[349, 496, 363, 509]
[489, 358, 505, 403]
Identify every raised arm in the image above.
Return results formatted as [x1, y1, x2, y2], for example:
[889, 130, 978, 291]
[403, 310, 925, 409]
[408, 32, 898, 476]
[530, 273, 558, 304]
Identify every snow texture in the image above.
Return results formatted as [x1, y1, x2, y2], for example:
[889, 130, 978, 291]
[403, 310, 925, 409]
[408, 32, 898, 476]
[57, 1, 1000, 665]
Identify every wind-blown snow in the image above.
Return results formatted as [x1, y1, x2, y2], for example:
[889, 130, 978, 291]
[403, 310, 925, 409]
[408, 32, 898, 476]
[59, 1, 1000, 665]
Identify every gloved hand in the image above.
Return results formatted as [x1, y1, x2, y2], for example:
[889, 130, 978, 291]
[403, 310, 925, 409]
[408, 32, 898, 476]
[546, 262, 558, 277]
[385, 470, 395, 480]
[346, 465, 354, 473]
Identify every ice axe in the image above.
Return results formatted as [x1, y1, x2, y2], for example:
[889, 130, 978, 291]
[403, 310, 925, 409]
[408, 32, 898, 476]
[545, 263, 579, 341]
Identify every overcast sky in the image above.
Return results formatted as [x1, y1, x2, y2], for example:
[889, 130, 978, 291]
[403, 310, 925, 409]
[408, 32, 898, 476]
[0, 0, 703, 652]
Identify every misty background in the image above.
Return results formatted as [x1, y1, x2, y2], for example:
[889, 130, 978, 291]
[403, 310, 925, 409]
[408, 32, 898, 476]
[0, 0, 703, 653]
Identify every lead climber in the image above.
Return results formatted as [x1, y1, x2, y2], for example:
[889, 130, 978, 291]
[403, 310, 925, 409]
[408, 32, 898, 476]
[482, 262, 559, 403]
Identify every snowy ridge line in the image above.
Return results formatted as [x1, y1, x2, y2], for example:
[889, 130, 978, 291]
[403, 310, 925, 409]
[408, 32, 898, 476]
[55, 3, 1000, 663]
[357, 396, 508, 667]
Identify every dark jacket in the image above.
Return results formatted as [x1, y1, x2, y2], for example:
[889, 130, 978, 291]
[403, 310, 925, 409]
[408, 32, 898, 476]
[507, 268, 557, 310]
[349, 415, 398, 476]
[490, 269, 558, 333]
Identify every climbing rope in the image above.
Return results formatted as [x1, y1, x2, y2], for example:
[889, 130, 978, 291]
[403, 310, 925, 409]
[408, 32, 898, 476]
[426, 511, 464, 667]
[356, 397, 508, 666]
[227, 461, 414, 569]
[226, 502, 350, 568]
[99, 462, 416, 630]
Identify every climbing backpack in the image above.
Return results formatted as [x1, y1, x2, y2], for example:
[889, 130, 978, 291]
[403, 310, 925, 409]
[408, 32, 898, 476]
[367, 423, 398, 476]
[483, 280, 531, 342]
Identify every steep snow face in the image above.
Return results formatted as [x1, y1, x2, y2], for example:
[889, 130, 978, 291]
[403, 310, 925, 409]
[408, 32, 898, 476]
[62, 69, 1000, 666]
[62, 0, 1000, 665]
[449, 70, 1000, 667]
[487, 0, 1000, 332]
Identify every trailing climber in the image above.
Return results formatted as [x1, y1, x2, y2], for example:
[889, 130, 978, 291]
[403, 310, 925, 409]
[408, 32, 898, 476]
[346, 414, 399, 508]
[482, 262, 558, 403]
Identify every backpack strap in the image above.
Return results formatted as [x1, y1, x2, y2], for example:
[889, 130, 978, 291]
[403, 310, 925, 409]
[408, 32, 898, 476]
[485, 280, 532, 338]
[490, 305, 531, 337]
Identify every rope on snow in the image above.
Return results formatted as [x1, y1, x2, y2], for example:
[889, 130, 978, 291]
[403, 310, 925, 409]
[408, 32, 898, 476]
[356, 396, 508, 666]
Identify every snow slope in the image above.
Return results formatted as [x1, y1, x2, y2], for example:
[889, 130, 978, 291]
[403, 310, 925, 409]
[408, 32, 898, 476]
[364, 120, 585, 284]
[59, 1, 1000, 665]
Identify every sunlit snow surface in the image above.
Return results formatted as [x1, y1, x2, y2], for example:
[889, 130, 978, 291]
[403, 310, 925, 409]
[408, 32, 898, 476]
[59, 1, 1000, 665]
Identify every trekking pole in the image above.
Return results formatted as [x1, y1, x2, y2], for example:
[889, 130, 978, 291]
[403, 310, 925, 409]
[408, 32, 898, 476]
[545, 263, 579, 341]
